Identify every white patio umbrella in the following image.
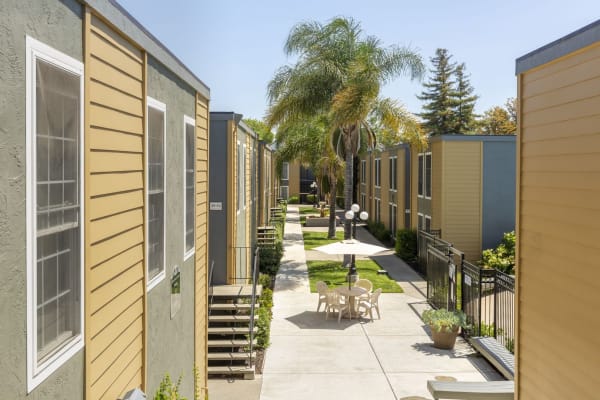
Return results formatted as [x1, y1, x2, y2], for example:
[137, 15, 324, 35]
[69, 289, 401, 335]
[313, 239, 387, 256]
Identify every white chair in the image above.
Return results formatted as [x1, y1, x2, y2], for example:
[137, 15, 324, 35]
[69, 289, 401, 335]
[325, 290, 351, 322]
[316, 281, 329, 312]
[358, 288, 382, 320]
[354, 278, 373, 302]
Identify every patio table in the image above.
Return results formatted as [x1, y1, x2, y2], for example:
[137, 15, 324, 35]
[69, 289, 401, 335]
[335, 286, 367, 318]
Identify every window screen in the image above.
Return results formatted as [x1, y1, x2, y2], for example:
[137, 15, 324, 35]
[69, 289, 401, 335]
[418, 154, 424, 196]
[184, 120, 195, 255]
[147, 104, 165, 282]
[425, 153, 432, 198]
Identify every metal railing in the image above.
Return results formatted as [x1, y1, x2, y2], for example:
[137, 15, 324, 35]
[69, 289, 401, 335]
[418, 230, 515, 353]
[248, 247, 260, 367]
[417, 230, 445, 276]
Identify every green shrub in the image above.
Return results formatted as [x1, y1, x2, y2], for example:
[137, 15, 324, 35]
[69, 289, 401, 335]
[366, 219, 390, 243]
[260, 287, 273, 309]
[255, 306, 272, 349]
[287, 195, 299, 204]
[259, 243, 283, 276]
[395, 228, 417, 262]
[258, 273, 272, 289]
[306, 194, 317, 204]
[422, 308, 468, 333]
[154, 374, 186, 400]
[482, 231, 515, 274]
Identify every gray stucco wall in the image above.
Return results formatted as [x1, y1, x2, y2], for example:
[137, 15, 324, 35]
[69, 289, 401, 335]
[146, 55, 196, 397]
[208, 118, 228, 285]
[0, 0, 85, 398]
[482, 140, 516, 250]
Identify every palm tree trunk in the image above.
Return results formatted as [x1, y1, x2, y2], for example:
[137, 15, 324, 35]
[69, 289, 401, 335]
[328, 173, 337, 238]
[344, 147, 353, 240]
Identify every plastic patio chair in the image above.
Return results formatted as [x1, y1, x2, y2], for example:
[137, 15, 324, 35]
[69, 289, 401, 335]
[325, 290, 351, 322]
[354, 278, 373, 301]
[358, 288, 382, 320]
[316, 281, 329, 312]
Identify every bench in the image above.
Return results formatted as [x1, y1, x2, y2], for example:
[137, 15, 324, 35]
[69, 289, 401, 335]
[469, 336, 515, 380]
[427, 380, 514, 400]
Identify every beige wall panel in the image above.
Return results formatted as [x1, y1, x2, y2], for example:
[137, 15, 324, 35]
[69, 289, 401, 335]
[89, 208, 143, 244]
[89, 263, 144, 314]
[92, 337, 142, 397]
[89, 128, 143, 152]
[409, 147, 419, 229]
[194, 94, 209, 397]
[431, 142, 442, 230]
[89, 103, 144, 134]
[89, 30, 143, 78]
[90, 171, 143, 196]
[89, 226, 143, 267]
[521, 94, 600, 128]
[90, 244, 143, 289]
[89, 80, 143, 116]
[89, 303, 142, 363]
[88, 57, 143, 99]
[522, 53, 600, 98]
[90, 151, 143, 173]
[89, 284, 143, 338]
[520, 113, 600, 143]
[90, 190, 144, 220]
[441, 141, 481, 260]
[90, 316, 143, 381]
[86, 12, 146, 400]
[518, 42, 600, 399]
[522, 74, 600, 114]
[109, 365, 143, 400]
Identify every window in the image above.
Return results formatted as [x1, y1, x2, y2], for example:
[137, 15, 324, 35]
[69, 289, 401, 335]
[183, 116, 195, 260]
[389, 157, 397, 190]
[280, 185, 289, 199]
[237, 142, 246, 212]
[418, 213, 424, 230]
[281, 161, 289, 181]
[26, 36, 84, 390]
[375, 198, 381, 222]
[147, 97, 166, 289]
[425, 152, 432, 198]
[389, 203, 397, 234]
[361, 159, 366, 183]
[374, 158, 381, 187]
[425, 215, 432, 232]
[361, 193, 366, 211]
[418, 153, 424, 197]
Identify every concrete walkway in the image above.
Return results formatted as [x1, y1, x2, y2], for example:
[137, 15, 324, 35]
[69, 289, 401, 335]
[260, 207, 502, 400]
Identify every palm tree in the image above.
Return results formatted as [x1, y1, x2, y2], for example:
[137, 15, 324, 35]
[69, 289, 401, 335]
[267, 17, 425, 240]
[274, 116, 343, 238]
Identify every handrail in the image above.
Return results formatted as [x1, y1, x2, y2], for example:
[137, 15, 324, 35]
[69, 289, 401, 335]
[208, 259, 215, 313]
[248, 246, 260, 367]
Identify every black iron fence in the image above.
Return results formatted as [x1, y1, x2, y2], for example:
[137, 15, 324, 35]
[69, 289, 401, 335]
[417, 230, 515, 353]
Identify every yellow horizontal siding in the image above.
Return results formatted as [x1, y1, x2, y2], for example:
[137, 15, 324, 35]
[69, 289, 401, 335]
[441, 141, 481, 260]
[86, 11, 145, 400]
[195, 94, 209, 398]
[518, 40, 600, 400]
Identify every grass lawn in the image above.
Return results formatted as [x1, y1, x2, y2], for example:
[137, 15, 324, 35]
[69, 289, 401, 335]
[298, 206, 319, 215]
[307, 260, 403, 293]
[303, 230, 344, 250]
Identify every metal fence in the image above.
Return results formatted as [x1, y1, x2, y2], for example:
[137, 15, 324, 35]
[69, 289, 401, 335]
[417, 230, 515, 353]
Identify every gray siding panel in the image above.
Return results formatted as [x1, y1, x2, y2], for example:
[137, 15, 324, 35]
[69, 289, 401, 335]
[208, 119, 228, 285]
[482, 141, 516, 250]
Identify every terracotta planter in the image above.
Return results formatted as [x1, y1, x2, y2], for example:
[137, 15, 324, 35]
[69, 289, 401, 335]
[430, 325, 460, 349]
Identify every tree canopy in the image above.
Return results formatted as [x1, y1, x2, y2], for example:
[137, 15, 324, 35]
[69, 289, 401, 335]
[477, 98, 516, 135]
[243, 118, 274, 143]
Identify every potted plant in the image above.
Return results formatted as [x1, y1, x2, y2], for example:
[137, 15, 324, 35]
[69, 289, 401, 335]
[422, 308, 468, 350]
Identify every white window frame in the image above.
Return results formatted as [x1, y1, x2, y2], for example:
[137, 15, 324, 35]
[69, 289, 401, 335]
[280, 185, 289, 200]
[425, 215, 432, 232]
[389, 156, 397, 191]
[418, 212, 424, 230]
[243, 144, 247, 210]
[361, 159, 366, 183]
[281, 161, 289, 181]
[424, 152, 432, 200]
[183, 115, 195, 261]
[146, 96, 167, 291]
[374, 158, 381, 188]
[374, 197, 381, 222]
[25, 36, 85, 392]
[389, 203, 397, 234]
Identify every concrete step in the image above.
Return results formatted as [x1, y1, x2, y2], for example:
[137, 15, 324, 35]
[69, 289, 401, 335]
[207, 365, 255, 379]
[207, 339, 256, 347]
[209, 314, 258, 323]
[207, 352, 256, 361]
[209, 303, 258, 311]
[208, 326, 257, 335]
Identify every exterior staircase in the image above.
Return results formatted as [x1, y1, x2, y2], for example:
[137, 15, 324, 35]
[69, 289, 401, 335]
[207, 284, 262, 380]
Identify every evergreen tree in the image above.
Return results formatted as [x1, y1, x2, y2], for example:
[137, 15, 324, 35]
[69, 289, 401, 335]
[417, 48, 458, 136]
[453, 63, 478, 133]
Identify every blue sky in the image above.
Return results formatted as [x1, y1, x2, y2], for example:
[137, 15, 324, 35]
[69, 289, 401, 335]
[118, 0, 600, 120]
